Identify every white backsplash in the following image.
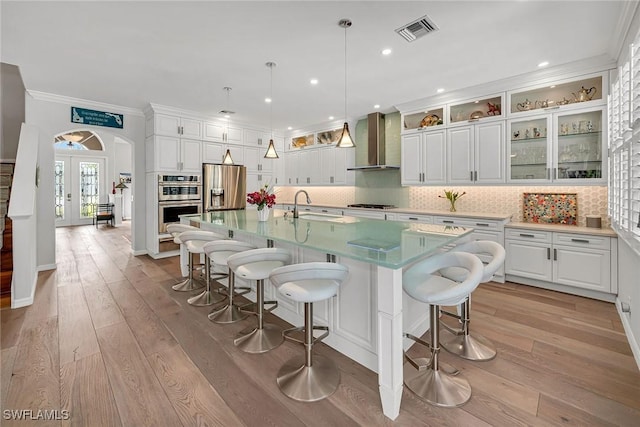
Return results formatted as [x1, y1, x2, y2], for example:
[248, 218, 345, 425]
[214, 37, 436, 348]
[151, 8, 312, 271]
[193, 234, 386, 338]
[276, 185, 610, 228]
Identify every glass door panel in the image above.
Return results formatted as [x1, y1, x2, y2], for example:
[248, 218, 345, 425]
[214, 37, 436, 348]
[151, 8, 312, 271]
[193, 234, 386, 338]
[508, 115, 550, 181]
[79, 161, 100, 219]
[54, 156, 105, 226]
[555, 109, 603, 180]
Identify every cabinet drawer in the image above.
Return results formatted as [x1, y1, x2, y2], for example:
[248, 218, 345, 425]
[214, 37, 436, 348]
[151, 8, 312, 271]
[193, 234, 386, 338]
[434, 216, 499, 230]
[396, 213, 434, 223]
[553, 233, 610, 250]
[505, 228, 552, 243]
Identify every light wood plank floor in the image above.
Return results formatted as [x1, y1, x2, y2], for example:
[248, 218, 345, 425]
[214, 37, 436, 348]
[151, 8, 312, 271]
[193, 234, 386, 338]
[1, 223, 639, 426]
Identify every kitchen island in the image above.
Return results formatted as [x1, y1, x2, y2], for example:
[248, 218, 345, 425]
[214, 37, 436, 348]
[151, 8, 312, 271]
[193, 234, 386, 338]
[184, 209, 472, 420]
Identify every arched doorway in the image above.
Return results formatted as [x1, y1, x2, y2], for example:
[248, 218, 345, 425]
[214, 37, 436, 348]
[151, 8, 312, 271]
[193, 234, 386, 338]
[54, 130, 107, 227]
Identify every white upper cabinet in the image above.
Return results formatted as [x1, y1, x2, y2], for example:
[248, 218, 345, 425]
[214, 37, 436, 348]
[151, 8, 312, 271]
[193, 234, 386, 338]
[202, 141, 225, 164]
[401, 129, 446, 185]
[147, 136, 201, 173]
[448, 94, 504, 127]
[320, 147, 354, 185]
[447, 121, 504, 184]
[507, 106, 607, 183]
[153, 114, 202, 139]
[203, 121, 243, 144]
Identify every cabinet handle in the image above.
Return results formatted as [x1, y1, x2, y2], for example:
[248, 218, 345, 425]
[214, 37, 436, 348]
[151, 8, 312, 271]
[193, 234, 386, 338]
[475, 223, 489, 226]
[470, 171, 474, 181]
[570, 238, 590, 244]
[519, 233, 535, 238]
[553, 248, 557, 261]
[258, 164, 262, 171]
[546, 168, 550, 180]
[258, 138, 262, 145]
[443, 220, 454, 224]
[553, 167, 557, 178]
[544, 106, 560, 111]
[258, 174, 262, 181]
[474, 170, 478, 181]
[408, 217, 418, 220]
[547, 247, 551, 260]
[322, 209, 328, 213]
[330, 176, 334, 183]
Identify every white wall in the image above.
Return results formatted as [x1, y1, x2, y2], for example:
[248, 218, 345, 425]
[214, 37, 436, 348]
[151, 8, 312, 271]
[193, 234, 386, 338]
[25, 92, 146, 267]
[115, 139, 132, 219]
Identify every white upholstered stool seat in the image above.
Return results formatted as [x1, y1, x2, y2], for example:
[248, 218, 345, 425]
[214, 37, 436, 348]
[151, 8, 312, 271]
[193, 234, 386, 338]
[439, 241, 506, 361]
[204, 240, 257, 324]
[227, 248, 291, 353]
[177, 230, 227, 306]
[270, 262, 349, 402]
[166, 224, 199, 281]
[403, 252, 483, 408]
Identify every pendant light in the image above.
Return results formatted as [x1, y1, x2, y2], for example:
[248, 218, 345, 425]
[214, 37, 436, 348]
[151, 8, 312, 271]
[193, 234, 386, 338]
[221, 87, 234, 164]
[264, 61, 279, 159]
[336, 18, 355, 148]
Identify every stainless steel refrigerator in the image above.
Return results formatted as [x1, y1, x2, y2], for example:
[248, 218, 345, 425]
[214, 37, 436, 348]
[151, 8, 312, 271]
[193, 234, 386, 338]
[202, 163, 246, 211]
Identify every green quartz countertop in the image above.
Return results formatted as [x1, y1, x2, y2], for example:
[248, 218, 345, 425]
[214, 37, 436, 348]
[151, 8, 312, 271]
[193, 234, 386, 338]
[184, 209, 472, 269]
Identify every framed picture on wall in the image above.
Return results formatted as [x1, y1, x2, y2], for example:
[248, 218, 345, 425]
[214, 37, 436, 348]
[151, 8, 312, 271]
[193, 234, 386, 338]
[119, 172, 131, 184]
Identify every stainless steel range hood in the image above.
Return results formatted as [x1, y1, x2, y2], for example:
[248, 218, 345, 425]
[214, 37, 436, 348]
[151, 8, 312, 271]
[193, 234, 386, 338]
[347, 112, 400, 171]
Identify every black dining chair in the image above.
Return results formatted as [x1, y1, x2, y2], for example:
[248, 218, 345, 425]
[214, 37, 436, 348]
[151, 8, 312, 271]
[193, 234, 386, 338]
[94, 203, 114, 227]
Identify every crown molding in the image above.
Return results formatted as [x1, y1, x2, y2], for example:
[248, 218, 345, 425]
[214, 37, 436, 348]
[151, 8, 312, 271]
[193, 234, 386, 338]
[394, 55, 616, 114]
[27, 90, 145, 117]
[610, 0, 640, 63]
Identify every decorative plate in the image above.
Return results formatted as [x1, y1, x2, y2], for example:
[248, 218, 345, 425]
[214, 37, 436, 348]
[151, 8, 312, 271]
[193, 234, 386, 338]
[523, 193, 577, 225]
[469, 110, 485, 120]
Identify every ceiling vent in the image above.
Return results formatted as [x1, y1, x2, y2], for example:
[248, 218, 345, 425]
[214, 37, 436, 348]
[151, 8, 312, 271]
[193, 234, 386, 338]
[395, 15, 439, 42]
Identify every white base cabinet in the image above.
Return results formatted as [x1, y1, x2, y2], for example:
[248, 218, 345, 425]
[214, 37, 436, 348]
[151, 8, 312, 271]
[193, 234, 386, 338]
[505, 227, 617, 300]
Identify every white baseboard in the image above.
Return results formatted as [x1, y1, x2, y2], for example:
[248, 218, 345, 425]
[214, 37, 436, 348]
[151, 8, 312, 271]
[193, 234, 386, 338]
[11, 274, 37, 308]
[616, 298, 640, 370]
[132, 249, 148, 256]
[37, 263, 56, 272]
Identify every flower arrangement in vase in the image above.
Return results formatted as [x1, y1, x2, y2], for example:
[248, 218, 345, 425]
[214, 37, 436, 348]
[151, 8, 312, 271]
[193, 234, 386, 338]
[439, 189, 466, 212]
[247, 184, 276, 221]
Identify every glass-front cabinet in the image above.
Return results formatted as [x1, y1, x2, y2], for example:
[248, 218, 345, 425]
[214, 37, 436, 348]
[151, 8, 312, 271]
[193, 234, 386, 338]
[508, 115, 551, 181]
[508, 106, 606, 183]
[402, 106, 445, 133]
[449, 94, 503, 125]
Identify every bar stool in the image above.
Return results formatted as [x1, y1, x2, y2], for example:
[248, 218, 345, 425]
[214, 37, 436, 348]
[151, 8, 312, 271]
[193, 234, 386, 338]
[269, 262, 349, 402]
[439, 241, 506, 361]
[166, 224, 199, 285]
[176, 230, 226, 306]
[403, 251, 483, 407]
[227, 248, 291, 353]
[203, 240, 257, 324]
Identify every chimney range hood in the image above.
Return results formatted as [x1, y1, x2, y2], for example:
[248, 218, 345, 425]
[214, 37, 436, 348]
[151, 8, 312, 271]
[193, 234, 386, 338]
[347, 112, 400, 171]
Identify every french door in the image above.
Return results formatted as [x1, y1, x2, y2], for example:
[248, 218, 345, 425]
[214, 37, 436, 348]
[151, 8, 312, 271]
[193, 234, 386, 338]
[55, 155, 106, 226]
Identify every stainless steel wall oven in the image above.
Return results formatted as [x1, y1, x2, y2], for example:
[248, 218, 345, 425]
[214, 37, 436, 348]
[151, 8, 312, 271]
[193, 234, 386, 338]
[158, 174, 201, 233]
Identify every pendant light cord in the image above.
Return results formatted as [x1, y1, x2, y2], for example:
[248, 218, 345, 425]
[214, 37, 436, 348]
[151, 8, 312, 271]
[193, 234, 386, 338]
[270, 64, 274, 139]
[344, 22, 348, 122]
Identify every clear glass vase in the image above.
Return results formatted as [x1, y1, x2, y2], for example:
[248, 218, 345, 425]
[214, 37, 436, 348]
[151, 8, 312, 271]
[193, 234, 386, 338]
[257, 207, 270, 222]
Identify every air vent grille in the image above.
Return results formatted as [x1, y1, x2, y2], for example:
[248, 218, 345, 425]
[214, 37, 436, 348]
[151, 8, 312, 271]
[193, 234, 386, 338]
[396, 15, 439, 42]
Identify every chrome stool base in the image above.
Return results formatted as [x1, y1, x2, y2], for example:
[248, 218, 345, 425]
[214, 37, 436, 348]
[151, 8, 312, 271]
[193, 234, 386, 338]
[403, 358, 471, 407]
[208, 304, 248, 324]
[234, 323, 284, 353]
[277, 354, 340, 402]
[172, 278, 204, 292]
[187, 289, 226, 306]
[441, 331, 496, 361]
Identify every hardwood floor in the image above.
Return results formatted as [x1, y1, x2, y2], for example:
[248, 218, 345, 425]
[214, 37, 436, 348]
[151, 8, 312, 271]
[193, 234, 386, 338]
[1, 223, 639, 426]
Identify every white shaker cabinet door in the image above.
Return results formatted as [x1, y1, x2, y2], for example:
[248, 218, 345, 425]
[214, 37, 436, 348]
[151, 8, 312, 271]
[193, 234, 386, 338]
[401, 134, 423, 185]
[553, 245, 611, 292]
[505, 239, 552, 282]
[181, 139, 202, 173]
[424, 130, 447, 184]
[447, 126, 474, 184]
[475, 121, 505, 183]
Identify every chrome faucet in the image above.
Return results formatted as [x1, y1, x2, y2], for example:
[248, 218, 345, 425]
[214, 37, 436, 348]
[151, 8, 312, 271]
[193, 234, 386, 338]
[293, 190, 311, 218]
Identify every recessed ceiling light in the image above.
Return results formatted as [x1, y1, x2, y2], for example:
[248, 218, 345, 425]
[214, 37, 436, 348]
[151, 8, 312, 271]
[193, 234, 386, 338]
[381, 48, 392, 55]
[329, 116, 334, 120]
[436, 88, 445, 93]
[265, 97, 272, 103]
[550, 85, 556, 88]
[374, 104, 380, 109]
[310, 78, 318, 85]
[287, 126, 293, 130]
[224, 114, 230, 118]
[538, 61, 549, 67]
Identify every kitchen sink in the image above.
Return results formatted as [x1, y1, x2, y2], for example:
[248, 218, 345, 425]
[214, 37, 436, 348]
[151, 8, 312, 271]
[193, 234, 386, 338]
[298, 212, 359, 224]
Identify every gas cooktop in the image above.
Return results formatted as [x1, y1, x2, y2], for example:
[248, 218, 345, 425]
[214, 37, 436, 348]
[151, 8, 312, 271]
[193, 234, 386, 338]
[347, 203, 397, 210]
